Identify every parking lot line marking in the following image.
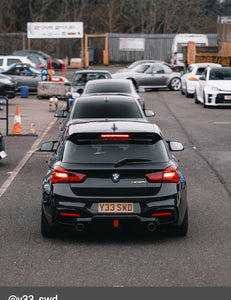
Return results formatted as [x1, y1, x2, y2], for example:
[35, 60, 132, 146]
[0, 117, 57, 198]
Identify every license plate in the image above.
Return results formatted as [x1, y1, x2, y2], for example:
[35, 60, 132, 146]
[98, 202, 134, 213]
[224, 95, 231, 100]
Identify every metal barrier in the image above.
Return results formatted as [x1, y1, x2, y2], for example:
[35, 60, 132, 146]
[0, 96, 9, 135]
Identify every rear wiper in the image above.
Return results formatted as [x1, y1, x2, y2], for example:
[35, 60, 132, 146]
[114, 158, 152, 168]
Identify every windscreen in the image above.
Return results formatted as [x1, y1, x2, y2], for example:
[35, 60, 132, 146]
[209, 68, 231, 80]
[72, 72, 111, 86]
[62, 140, 169, 164]
[72, 101, 142, 119]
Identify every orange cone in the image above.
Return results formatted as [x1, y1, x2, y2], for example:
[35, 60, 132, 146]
[12, 105, 23, 135]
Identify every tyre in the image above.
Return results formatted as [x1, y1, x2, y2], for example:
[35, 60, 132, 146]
[180, 88, 185, 95]
[169, 77, 181, 91]
[185, 88, 194, 98]
[194, 92, 200, 104]
[203, 92, 208, 108]
[172, 206, 188, 237]
[41, 205, 56, 238]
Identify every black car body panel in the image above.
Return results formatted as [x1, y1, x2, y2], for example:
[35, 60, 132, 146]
[0, 74, 17, 98]
[40, 121, 187, 237]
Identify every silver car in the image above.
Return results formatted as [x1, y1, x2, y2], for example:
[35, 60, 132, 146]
[112, 62, 182, 91]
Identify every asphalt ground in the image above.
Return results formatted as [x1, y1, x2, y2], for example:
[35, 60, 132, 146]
[0, 67, 231, 293]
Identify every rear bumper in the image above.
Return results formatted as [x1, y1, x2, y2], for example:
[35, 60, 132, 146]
[43, 196, 186, 231]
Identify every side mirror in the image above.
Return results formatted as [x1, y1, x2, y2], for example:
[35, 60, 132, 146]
[167, 141, 184, 151]
[64, 82, 71, 87]
[54, 110, 67, 118]
[144, 109, 155, 117]
[37, 140, 58, 152]
[199, 76, 205, 81]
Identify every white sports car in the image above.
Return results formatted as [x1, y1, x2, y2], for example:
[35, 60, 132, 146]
[194, 66, 231, 107]
[181, 63, 222, 98]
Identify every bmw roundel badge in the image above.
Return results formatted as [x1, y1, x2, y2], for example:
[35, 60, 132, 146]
[112, 173, 120, 183]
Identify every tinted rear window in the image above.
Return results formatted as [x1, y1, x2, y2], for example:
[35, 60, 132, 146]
[85, 82, 131, 94]
[195, 67, 206, 75]
[62, 140, 168, 164]
[72, 101, 142, 119]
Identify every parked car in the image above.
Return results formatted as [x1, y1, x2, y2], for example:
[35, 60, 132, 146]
[112, 62, 182, 91]
[0, 132, 7, 160]
[1, 63, 41, 92]
[66, 70, 112, 100]
[0, 74, 17, 99]
[12, 50, 65, 70]
[181, 63, 222, 97]
[195, 66, 231, 107]
[82, 78, 146, 109]
[12, 50, 47, 69]
[55, 94, 155, 136]
[38, 120, 187, 237]
[1, 63, 69, 93]
[0, 55, 37, 71]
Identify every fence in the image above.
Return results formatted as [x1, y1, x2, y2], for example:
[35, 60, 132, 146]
[0, 32, 217, 65]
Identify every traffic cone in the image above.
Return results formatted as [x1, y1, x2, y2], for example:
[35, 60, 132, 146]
[12, 105, 23, 135]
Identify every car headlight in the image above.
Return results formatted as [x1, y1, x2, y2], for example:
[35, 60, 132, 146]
[207, 85, 220, 92]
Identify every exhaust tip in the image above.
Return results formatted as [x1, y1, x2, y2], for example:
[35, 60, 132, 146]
[75, 223, 85, 232]
[147, 222, 157, 232]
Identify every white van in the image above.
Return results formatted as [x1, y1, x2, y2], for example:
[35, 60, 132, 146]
[0, 55, 37, 71]
[171, 34, 208, 70]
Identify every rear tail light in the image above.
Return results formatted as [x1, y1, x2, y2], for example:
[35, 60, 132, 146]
[189, 77, 199, 81]
[146, 166, 180, 183]
[152, 212, 172, 217]
[59, 212, 80, 217]
[51, 166, 86, 184]
[99, 134, 131, 140]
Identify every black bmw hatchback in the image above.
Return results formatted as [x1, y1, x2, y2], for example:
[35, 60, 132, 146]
[39, 120, 188, 237]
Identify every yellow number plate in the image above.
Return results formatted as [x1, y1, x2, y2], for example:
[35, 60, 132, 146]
[98, 202, 134, 213]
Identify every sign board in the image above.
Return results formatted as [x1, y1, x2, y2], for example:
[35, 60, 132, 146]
[217, 16, 231, 24]
[27, 22, 83, 39]
[119, 38, 145, 51]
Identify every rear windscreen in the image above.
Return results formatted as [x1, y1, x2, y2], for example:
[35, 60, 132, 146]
[85, 82, 131, 94]
[62, 140, 169, 164]
[72, 101, 142, 119]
